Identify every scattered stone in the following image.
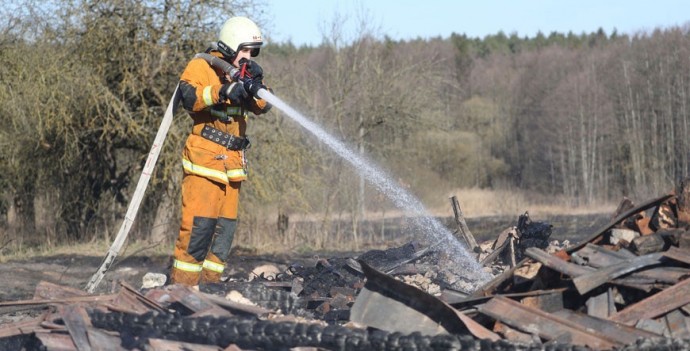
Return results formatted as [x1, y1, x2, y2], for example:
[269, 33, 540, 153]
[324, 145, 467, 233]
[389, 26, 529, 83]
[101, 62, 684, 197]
[225, 290, 257, 306]
[141, 272, 167, 289]
[249, 264, 282, 281]
[610, 228, 640, 246]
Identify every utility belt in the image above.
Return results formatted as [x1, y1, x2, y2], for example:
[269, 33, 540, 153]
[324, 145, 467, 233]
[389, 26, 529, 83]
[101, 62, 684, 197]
[200, 125, 251, 150]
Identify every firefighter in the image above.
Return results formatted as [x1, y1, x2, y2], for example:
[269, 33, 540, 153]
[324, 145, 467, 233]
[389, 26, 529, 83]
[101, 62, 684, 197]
[170, 16, 272, 285]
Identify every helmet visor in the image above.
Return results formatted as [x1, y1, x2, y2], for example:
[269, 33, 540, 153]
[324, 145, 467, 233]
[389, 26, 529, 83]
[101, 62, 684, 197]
[238, 42, 263, 57]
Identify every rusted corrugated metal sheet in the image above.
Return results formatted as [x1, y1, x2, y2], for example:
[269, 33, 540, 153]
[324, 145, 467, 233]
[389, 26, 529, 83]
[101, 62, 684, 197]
[350, 260, 498, 338]
[664, 246, 690, 264]
[572, 253, 663, 294]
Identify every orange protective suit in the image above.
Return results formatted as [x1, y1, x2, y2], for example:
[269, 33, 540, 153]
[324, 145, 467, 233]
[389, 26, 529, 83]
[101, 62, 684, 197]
[170, 51, 271, 285]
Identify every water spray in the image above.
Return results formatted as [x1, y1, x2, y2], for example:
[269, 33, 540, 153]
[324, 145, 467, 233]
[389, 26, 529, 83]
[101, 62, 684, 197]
[257, 89, 490, 283]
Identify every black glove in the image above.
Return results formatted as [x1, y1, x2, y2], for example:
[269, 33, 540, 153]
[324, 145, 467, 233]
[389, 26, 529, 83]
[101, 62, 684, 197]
[243, 78, 267, 98]
[219, 82, 247, 105]
[246, 60, 264, 82]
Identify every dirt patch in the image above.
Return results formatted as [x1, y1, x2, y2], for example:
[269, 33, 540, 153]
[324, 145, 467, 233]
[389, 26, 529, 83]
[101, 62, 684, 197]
[0, 252, 326, 303]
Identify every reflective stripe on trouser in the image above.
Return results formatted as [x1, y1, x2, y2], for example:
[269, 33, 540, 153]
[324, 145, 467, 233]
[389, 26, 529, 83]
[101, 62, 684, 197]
[201, 217, 237, 283]
[171, 174, 241, 285]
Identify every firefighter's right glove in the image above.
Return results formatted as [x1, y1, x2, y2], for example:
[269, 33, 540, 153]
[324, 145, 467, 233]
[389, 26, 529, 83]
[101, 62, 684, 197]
[244, 60, 264, 83]
[220, 82, 247, 105]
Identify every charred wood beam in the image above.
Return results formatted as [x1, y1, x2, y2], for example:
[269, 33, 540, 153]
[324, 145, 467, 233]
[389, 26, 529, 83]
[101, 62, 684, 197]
[551, 309, 660, 344]
[586, 288, 616, 318]
[59, 305, 92, 351]
[471, 258, 529, 297]
[524, 247, 594, 277]
[480, 237, 510, 267]
[0, 294, 116, 307]
[609, 275, 690, 326]
[478, 296, 621, 349]
[664, 310, 690, 338]
[450, 196, 479, 253]
[445, 288, 568, 308]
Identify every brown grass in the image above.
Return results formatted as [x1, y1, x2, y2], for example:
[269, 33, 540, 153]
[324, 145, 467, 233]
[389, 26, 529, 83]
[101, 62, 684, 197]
[0, 188, 618, 260]
[433, 187, 617, 218]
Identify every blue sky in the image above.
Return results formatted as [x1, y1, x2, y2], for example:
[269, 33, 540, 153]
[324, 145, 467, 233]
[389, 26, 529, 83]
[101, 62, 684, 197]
[263, 0, 690, 46]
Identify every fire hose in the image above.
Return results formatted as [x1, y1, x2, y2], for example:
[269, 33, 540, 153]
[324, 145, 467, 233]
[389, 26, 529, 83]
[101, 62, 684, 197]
[85, 53, 267, 293]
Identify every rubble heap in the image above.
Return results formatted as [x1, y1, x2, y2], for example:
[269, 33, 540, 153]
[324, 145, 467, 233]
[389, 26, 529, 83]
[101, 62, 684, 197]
[3, 180, 690, 350]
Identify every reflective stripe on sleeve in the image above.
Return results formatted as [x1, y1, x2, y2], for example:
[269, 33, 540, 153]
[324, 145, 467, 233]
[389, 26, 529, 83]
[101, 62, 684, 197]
[202, 260, 225, 273]
[173, 259, 203, 272]
[202, 85, 214, 106]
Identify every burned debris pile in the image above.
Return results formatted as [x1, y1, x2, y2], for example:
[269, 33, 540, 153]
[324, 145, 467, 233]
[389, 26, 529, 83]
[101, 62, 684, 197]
[4, 181, 690, 350]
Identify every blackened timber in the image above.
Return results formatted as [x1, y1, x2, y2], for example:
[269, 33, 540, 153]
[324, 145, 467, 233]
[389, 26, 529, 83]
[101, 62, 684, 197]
[34, 280, 89, 300]
[59, 305, 92, 351]
[478, 296, 620, 349]
[480, 237, 510, 267]
[0, 294, 116, 307]
[573, 245, 690, 285]
[347, 243, 436, 274]
[524, 247, 594, 277]
[493, 321, 537, 344]
[164, 284, 232, 317]
[567, 193, 674, 253]
[471, 258, 528, 297]
[520, 290, 564, 313]
[664, 309, 690, 338]
[617, 266, 690, 285]
[0, 317, 43, 338]
[586, 288, 616, 318]
[34, 332, 79, 351]
[450, 196, 479, 252]
[572, 253, 663, 294]
[115, 281, 166, 313]
[148, 338, 223, 350]
[446, 288, 569, 308]
[85, 329, 127, 351]
[199, 291, 271, 316]
[609, 275, 690, 326]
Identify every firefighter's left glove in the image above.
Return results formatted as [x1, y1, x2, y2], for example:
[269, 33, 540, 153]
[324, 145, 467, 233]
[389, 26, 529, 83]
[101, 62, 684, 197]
[220, 82, 248, 105]
[243, 79, 267, 99]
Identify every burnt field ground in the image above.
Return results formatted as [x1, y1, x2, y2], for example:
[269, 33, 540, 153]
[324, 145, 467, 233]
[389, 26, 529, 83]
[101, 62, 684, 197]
[0, 212, 610, 305]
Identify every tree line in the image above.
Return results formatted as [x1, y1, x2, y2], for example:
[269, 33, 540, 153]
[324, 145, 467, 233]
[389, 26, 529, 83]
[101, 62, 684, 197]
[1, 0, 688, 251]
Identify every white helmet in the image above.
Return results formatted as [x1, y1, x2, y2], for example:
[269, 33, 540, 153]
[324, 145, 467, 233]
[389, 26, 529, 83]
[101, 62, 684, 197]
[217, 16, 263, 59]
